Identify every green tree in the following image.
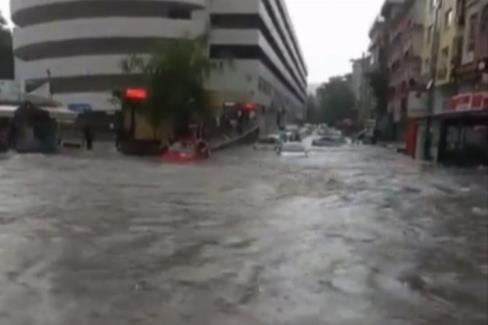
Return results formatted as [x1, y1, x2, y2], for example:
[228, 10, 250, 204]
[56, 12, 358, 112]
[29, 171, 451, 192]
[0, 11, 14, 79]
[305, 95, 320, 123]
[120, 37, 212, 137]
[317, 76, 356, 125]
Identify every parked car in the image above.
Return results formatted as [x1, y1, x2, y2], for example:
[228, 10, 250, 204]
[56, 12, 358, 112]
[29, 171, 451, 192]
[278, 141, 308, 157]
[312, 135, 346, 147]
[253, 135, 280, 151]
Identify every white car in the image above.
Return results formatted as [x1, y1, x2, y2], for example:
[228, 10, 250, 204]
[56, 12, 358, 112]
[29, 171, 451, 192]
[278, 141, 308, 157]
[253, 135, 280, 151]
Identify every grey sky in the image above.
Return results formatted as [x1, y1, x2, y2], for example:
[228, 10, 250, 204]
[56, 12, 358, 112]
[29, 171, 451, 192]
[0, 0, 384, 84]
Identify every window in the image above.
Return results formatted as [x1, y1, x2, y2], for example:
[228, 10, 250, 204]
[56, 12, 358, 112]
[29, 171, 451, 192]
[467, 13, 478, 51]
[445, 9, 453, 29]
[427, 24, 434, 43]
[258, 77, 273, 95]
[438, 46, 449, 79]
[210, 14, 260, 29]
[441, 46, 449, 60]
[168, 9, 191, 20]
[481, 5, 488, 32]
[431, 0, 441, 11]
[430, 0, 436, 12]
[424, 58, 430, 72]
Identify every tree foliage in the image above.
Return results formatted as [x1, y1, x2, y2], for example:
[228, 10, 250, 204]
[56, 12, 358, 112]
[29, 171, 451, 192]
[0, 11, 14, 79]
[120, 37, 212, 137]
[316, 76, 356, 126]
[305, 95, 321, 123]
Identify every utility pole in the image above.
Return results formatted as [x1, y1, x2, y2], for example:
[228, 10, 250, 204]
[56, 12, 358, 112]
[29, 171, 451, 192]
[424, 0, 442, 160]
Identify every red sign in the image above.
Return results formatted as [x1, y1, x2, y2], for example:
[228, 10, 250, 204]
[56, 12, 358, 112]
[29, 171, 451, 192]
[448, 92, 488, 112]
[241, 102, 257, 112]
[125, 88, 147, 100]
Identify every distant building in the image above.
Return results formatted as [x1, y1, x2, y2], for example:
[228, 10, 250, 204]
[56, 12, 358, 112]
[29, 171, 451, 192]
[386, 0, 426, 139]
[351, 55, 375, 125]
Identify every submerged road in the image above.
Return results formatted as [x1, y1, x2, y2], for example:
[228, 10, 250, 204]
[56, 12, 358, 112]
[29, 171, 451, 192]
[0, 144, 487, 324]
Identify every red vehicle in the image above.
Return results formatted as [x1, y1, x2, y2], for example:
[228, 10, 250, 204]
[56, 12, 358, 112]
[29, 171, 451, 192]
[161, 137, 210, 163]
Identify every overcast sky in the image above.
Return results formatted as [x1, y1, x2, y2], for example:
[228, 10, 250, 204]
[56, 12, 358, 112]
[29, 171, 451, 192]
[0, 0, 383, 84]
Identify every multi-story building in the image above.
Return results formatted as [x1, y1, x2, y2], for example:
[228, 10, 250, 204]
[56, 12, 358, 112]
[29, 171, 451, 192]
[11, 0, 207, 110]
[206, 0, 308, 124]
[10, 0, 307, 125]
[367, 0, 487, 162]
[421, 0, 464, 113]
[369, 16, 387, 73]
[351, 55, 375, 124]
[454, 0, 488, 92]
[386, 0, 426, 138]
[367, 0, 408, 139]
[418, 0, 488, 163]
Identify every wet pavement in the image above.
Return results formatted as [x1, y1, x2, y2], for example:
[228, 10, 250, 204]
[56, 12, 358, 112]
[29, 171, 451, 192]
[0, 144, 487, 325]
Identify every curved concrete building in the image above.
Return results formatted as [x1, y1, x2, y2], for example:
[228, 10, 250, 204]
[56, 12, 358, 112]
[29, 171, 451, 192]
[11, 0, 206, 110]
[12, 0, 307, 121]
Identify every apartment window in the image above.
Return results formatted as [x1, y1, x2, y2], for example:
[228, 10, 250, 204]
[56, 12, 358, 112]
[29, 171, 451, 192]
[430, 0, 436, 12]
[445, 9, 453, 29]
[210, 14, 260, 29]
[431, 0, 442, 11]
[258, 77, 272, 95]
[168, 9, 191, 20]
[441, 46, 449, 60]
[481, 5, 488, 32]
[427, 25, 434, 43]
[424, 58, 430, 71]
[467, 13, 478, 51]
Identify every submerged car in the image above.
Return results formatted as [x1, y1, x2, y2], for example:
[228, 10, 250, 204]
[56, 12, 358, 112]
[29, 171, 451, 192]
[253, 135, 280, 151]
[278, 141, 308, 157]
[312, 135, 346, 147]
[162, 138, 210, 163]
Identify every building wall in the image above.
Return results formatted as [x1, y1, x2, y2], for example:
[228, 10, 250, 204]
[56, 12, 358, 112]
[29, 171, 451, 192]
[462, 0, 488, 65]
[387, 0, 426, 125]
[206, 0, 308, 120]
[422, 0, 460, 85]
[11, 0, 206, 111]
[436, 0, 459, 85]
[12, 0, 307, 120]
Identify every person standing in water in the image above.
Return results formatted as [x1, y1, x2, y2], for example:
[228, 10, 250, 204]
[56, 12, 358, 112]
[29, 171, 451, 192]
[83, 126, 94, 150]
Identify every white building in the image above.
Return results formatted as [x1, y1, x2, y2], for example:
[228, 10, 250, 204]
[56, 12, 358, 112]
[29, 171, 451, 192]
[11, 0, 307, 122]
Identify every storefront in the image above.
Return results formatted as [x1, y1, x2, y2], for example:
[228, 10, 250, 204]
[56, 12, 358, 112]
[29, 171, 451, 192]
[430, 91, 488, 165]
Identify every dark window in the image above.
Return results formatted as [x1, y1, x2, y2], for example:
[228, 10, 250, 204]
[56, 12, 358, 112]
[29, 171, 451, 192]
[210, 14, 260, 29]
[427, 24, 433, 43]
[467, 13, 478, 51]
[168, 9, 191, 20]
[12, 1, 193, 27]
[481, 5, 488, 32]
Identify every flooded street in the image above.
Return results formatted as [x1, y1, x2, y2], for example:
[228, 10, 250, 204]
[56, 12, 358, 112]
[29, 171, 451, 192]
[0, 145, 487, 325]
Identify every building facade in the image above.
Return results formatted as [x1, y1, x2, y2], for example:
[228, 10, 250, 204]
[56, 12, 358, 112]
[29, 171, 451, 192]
[351, 55, 375, 124]
[205, 0, 307, 125]
[11, 0, 207, 111]
[454, 0, 488, 92]
[387, 0, 426, 138]
[11, 0, 307, 124]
